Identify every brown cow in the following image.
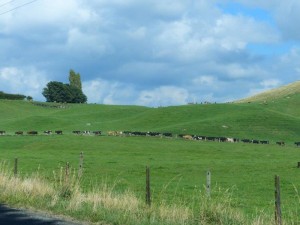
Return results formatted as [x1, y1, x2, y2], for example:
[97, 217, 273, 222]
[182, 135, 193, 140]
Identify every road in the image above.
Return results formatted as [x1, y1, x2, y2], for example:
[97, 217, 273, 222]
[0, 204, 84, 225]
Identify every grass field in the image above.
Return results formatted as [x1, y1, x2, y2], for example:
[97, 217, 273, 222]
[1, 135, 300, 216]
[0, 88, 300, 224]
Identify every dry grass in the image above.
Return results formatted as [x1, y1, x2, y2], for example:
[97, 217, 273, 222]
[235, 80, 300, 103]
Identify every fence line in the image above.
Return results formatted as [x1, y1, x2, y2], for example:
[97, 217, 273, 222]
[10, 157, 285, 223]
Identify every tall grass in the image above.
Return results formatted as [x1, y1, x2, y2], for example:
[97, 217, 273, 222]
[0, 161, 297, 225]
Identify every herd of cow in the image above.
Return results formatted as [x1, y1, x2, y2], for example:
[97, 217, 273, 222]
[0, 129, 299, 147]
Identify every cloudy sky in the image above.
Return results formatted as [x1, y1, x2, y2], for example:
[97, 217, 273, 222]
[0, 0, 300, 106]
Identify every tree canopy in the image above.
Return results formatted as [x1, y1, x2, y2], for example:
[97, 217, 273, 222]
[42, 70, 87, 103]
[69, 69, 82, 90]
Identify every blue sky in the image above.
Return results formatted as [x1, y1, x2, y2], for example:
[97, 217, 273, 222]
[0, 0, 300, 106]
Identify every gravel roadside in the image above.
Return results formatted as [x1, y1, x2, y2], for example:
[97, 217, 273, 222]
[0, 204, 89, 225]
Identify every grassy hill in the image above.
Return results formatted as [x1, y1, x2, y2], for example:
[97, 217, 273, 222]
[0, 91, 300, 142]
[235, 80, 300, 103]
[1, 84, 300, 224]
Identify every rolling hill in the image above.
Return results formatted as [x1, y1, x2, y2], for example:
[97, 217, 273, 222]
[235, 80, 300, 103]
[0, 80, 300, 142]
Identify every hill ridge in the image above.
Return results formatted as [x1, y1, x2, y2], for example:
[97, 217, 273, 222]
[236, 80, 300, 103]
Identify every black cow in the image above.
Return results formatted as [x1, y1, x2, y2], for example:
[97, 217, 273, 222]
[252, 140, 260, 144]
[162, 133, 172, 137]
[294, 142, 300, 147]
[27, 131, 38, 135]
[260, 140, 269, 144]
[55, 130, 63, 135]
[234, 138, 240, 143]
[123, 131, 132, 136]
[241, 139, 251, 143]
[219, 137, 227, 142]
[44, 130, 52, 135]
[73, 131, 81, 135]
[15, 131, 23, 135]
[147, 132, 161, 137]
[207, 137, 216, 141]
[276, 141, 285, 146]
[93, 131, 102, 135]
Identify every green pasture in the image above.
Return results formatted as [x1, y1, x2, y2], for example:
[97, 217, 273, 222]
[0, 96, 300, 219]
[0, 96, 300, 142]
[0, 135, 300, 218]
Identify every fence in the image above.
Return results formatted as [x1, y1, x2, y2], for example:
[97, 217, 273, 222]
[12, 155, 286, 224]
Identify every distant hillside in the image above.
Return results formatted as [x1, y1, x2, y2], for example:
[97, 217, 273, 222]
[0, 97, 300, 141]
[236, 81, 300, 103]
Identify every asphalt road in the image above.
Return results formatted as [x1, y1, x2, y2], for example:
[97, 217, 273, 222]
[0, 204, 84, 225]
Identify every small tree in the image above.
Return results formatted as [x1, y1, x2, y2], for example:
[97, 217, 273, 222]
[69, 69, 82, 90]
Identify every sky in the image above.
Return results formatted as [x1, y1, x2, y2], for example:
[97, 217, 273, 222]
[1, 0, 300, 107]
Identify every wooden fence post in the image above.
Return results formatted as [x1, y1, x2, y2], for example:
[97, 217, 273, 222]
[146, 166, 151, 206]
[78, 152, 83, 178]
[275, 175, 282, 225]
[14, 158, 18, 177]
[65, 162, 70, 183]
[206, 170, 211, 198]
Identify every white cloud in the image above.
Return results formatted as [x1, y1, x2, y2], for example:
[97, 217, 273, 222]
[83, 79, 135, 105]
[136, 86, 189, 107]
[260, 79, 281, 89]
[0, 67, 49, 100]
[193, 76, 216, 86]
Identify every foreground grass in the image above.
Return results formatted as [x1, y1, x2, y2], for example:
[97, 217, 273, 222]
[0, 161, 292, 225]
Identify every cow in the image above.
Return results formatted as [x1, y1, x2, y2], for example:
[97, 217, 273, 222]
[72, 131, 81, 135]
[131, 131, 143, 136]
[252, 140, 260, 144]
[294, 142, 300, 147]
[147, 132, 161, 137]
[55, 130, 63, 135]
[43, 130, 52, 135]
[226, 138, 234, 143]
[233, 138, 240, 143]
[82, 131, 91, 135]
[276, 141, 285, 146]
[0, 131, 5, 135]
[123, 131, 132, 136]
[207, 137, 217, 141]
[193, 135, 203, 141]
[27, 131, 38, 135]
[15, 131, 23, 135]
[108, 131, 123, 136]
[241, 139, 251, 143]
[260, 140, 269, 144]
[162, 133, 172, 137]
[93, 131, 102, 136]
[182, 135, 193, 140]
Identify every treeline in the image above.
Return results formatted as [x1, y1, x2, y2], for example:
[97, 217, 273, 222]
[0, 91, 32, 101]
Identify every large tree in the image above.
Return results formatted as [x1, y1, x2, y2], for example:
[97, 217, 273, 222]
[69, 69, 82, 90]
[42, 81, 87, 103]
